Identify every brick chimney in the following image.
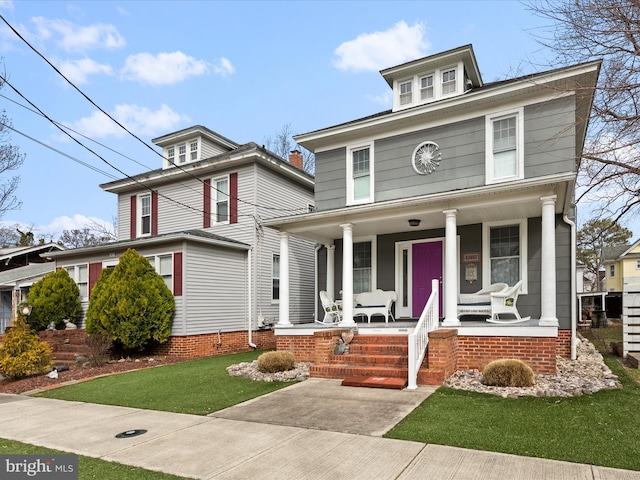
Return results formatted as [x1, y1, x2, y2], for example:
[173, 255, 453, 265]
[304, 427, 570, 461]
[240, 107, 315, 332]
[288, 149, 303, 169]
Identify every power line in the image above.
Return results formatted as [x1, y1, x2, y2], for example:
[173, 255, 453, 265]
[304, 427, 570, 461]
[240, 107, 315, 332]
[0, 14, 311, 215]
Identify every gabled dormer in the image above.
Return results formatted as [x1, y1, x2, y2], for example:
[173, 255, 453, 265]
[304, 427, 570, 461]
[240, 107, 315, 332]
[153, 125, 239, 169]
[381, 44, 483, 112]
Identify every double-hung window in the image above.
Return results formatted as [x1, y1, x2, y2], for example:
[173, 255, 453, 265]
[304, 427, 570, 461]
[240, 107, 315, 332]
[212, 176, 229, 223]
[399, 80, 413, 105]
[483, 220, 527, 292]
[65, 264, 88, 299]
[610, 264, 616, 277]
[486, 108, 524, 183]
[442, 68, 456, 94]
[146, 254, 173, 292]
[190, 141, 198, 161]
[272, 254, 280, 301]
[353, 240, 373, 294]
[347, 144, 373, 204]
[166, 147, 175, 165]
[139, 194, 151, 236]
[420, 74, 434, 100]
[178, 144, 187, 164]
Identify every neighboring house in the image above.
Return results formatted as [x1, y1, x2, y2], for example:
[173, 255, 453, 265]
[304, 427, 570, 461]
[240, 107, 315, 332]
[266, 45, 600, 380]
[603, 241, 640, 321]
[0, 243, 64, 333]
[47, 126, 315, 357]
[0, 263, 57, 333]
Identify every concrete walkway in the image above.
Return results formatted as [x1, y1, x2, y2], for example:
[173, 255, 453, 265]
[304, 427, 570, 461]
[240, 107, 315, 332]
[1, 380, 639, 479]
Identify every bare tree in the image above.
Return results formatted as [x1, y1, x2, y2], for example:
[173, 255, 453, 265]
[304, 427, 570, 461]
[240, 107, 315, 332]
[263, 123, 315, 174]
[528, 0, 640, 225]
[0, 78, 25, 218]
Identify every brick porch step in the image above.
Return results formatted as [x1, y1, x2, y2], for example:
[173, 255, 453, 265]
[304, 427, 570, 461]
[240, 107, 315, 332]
[341, 375, 408, 389]
[331, 353, 407, 366]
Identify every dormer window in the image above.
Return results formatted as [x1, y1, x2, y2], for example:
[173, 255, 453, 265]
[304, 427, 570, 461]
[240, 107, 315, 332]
[162, 138, 200, 168]
[442, 69, 456, 94]
[399, 80, 413, 105]
[420, 74, 434, 100]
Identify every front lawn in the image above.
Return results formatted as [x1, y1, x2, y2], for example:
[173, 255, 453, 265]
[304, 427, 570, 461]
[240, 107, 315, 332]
[386, 345, 640, 471]
[37, 350, 292, 415]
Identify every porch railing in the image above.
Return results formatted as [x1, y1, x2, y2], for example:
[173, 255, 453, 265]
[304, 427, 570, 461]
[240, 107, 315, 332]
[407, 279, 440, 390]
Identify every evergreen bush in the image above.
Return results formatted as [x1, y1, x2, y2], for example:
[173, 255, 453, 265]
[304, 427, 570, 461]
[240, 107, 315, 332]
[0, 318, 52, 378]
[257, 351, 296, 373]
[26, 268, 81, 330]
[482, 358, 535, 387]
[85, 249, 175, 351]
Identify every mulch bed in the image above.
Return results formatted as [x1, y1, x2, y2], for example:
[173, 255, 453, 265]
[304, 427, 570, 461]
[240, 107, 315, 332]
[0, 356, 185, 395]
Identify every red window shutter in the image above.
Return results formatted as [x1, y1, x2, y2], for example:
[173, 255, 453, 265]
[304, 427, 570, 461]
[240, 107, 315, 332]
[88, 262, 102, 297]
[173, 252, 183, 296]
[203, 179, 211, 228]
[230, 172, 238, 224]
[151, 190, 158, 235]
[130, 195, 137, 239]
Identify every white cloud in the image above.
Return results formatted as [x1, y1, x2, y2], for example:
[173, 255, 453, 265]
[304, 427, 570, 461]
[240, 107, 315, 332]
[0, 1, 14, 11]
[366, 90, 393, 107]
[121, 51, 210, 85]
[213, 57, 235, 77]
[30, 16, 126, 52]
[59, 58, 113, 84]
[67, 103, 189, 139]
[333, 21, 429, 72]
[37, 214, 113, 237]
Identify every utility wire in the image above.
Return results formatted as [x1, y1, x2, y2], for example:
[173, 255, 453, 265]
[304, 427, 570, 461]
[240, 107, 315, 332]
[0, 14, 310, 215]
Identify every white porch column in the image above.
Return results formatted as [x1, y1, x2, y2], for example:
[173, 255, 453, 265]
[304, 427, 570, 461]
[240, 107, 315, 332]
[326, 244, 335, 300]
[540, 195, 559, 327]
[339, 223, 356, 326]
[442, 209, 460, 327]
[276, 231, 292, 326]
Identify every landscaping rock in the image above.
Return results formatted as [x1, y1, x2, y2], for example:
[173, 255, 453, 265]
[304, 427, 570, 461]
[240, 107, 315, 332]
[227, 360, 310, 382]
[444, 336, 622, 397]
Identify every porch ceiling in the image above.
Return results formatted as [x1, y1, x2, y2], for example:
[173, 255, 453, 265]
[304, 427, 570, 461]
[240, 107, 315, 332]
[268, 175, 572, 244]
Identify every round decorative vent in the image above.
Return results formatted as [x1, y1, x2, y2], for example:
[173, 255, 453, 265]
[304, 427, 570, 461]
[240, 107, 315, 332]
[412, 141, 441, 175]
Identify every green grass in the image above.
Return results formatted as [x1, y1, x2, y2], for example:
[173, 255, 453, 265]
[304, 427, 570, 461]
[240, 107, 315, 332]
[37, 350, 292, 415]
[386, 349, 640, 471]
[0, 438, 188, 480]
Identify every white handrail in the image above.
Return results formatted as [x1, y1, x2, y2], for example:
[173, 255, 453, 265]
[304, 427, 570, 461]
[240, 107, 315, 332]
[407, 279, 440, 390]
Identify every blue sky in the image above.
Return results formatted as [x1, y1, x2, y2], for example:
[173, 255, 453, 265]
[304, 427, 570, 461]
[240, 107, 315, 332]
[0, 1, 616, 240]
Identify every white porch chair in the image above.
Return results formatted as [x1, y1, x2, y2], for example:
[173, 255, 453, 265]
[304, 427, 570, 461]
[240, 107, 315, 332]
[486, 280, 531, 324]
[318, 291, 341, 324]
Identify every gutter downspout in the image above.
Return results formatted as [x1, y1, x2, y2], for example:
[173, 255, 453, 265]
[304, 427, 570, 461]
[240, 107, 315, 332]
[563, 213, 577, 360]
[247, 248, 256, 349]
[314, 244, 322, 322]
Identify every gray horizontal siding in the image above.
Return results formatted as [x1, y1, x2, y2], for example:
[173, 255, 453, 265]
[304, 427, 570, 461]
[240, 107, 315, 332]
[182, 243, 247, 335]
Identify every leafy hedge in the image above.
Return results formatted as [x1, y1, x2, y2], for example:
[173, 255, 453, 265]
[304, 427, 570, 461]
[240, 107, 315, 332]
[26, 268, 81, 330]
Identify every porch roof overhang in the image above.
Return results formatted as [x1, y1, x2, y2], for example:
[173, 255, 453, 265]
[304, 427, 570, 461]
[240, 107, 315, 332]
[263, 173, 575, 245]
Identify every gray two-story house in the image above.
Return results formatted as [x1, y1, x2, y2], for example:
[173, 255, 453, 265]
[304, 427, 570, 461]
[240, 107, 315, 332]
[48, 126, 316, 357]
[266, 45, 600, 384]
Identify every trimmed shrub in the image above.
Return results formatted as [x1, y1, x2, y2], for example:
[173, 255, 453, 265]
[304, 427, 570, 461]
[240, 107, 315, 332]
[257, 351, 296, 373]
[26, 269, 81, 331]
[85, 333, 113, 367]
[482, 359, 535, 387]
[85, 249, 175, 351]
[0, 318, 52, 378]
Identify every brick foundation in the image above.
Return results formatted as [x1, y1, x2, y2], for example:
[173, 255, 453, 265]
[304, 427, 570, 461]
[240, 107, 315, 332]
[151, 330, 276, 359]
[277, 329, 350, 363]
[426, 329, 458, 378]
[457, 332, 570, 374]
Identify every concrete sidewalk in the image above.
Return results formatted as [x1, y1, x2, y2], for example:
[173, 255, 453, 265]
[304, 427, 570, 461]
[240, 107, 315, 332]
[0, 382, 639, 479]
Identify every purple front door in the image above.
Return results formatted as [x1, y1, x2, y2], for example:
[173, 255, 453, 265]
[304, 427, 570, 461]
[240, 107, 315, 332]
[412, 241, 443, 317]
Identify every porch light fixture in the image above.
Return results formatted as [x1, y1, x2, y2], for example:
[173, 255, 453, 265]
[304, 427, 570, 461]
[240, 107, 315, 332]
[19, 303, 32, 318]
[408, 219, 421, 227]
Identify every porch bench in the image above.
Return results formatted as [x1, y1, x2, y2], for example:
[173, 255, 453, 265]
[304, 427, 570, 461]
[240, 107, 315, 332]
[353, 290, 397, 323]
[458, 281, 530, 323]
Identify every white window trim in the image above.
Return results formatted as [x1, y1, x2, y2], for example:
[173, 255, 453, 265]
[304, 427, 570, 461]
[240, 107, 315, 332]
[485, 107, 525, 184]
[211, 174, 230, 225]
[138, 193, 152, 237]
[353, 235, 377, 293]
[65, 264, 89, 301]
[482, 219, 528, 294]
[610, 264, 616, 277]
[272, 254, 280, 304]
[146, 252, 174, 294]
[346, 142, 374, 206]
[398, 78, 413, 106]
[163, 137, 200, 169]
[419, 73, 435, 101]
[636, 260, 640, 270]
[440, 65, 458, 97]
